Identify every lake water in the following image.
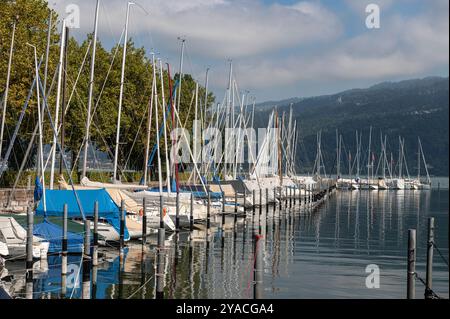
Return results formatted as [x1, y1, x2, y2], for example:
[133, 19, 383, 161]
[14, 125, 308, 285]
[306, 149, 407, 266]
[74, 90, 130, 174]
[2, 189, 448, 299]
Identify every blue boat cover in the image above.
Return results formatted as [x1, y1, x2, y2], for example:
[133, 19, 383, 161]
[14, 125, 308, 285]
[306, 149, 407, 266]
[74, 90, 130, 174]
[34, 220, 84, 253]
[35, 189, 129, 241]
[34, 176, 43, 201]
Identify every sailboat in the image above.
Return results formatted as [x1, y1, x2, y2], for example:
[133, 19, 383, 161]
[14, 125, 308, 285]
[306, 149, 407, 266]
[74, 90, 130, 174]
[360, 127, 378, 190]
[0, 217, 49, 260]
[413, 137, 431, 190]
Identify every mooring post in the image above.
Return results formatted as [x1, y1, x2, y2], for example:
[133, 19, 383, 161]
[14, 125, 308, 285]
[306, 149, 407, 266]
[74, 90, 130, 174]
[176, 188, 180, 232]
[278, 187, 282, 210]
[274, 187, 277, 213]
[26, 206, 34, 285]
[266, 188, 269, 215]
[252, 189, 256, 214]
[60, 204, 68, 298]
[207, 193, 211, 230]
[93, 201, 98, 267]
[120, 200, 125, 258]
[61, 203, 68, 272]
[156, 195, 165, 299]
[407, 229, 416, 299]
[222, 191, 226, 214]
[243, 188, 247, 213]
[289, 187, 292, 208]
[190, 192, 194, 232]
[293, 186, 296, 206]
[253, 234, 263, 299]
[425, 218, 435, 299]
[91, 262, 98, 300]
[221, 192, 226, 235]
[82, 219, 91, 299]
[234, 191, 238, 225]
[142, 197, 147, 244]
[285, 186, 289, 209]
[259, 188, 262, 215]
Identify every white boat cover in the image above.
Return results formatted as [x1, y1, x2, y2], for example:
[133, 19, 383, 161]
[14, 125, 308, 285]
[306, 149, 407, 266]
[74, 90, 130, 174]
[80, 177, 148, 190]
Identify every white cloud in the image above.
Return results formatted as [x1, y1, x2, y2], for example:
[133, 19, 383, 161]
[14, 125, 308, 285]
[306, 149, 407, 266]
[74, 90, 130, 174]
[225, 2, 448, 91]
[50, 0, 449, 100]
[52, 0, 343, 58]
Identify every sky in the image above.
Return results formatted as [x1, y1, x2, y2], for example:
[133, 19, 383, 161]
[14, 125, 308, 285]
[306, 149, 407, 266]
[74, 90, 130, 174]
[49, 0, 449, 103]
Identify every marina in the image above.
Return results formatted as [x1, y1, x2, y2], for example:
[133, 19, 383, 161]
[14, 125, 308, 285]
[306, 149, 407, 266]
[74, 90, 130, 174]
[1, 184, 448, 299]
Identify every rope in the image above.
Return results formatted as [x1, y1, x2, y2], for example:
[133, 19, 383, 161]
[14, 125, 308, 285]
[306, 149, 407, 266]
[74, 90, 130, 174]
[432, 241, 449, 268]
[413, 272, 444, 299]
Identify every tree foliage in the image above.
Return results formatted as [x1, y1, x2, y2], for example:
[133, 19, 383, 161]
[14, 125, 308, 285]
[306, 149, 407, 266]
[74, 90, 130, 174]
[0, 0, 214, 185]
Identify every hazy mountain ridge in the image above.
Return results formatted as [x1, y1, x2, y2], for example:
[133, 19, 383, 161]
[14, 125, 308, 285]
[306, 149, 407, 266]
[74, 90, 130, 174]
[254, 77, 449, 176]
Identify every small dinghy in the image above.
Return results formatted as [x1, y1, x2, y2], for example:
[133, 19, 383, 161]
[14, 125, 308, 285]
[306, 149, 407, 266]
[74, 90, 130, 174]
[0, 217, 49, 260]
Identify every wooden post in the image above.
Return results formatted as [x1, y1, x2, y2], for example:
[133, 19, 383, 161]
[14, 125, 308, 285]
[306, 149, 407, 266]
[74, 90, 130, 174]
[293, 186, 296, 206]
[221, 192, 226, 233]
[26, 206, 33, 282]
[156, 195, 165, 299]
[253, 234, 263, 299]
[190, 192, 194, 232]
[120, 200, 125, 258]
[176, 188, 180, 232]
[289, 187, 292, 208]
[207, 193, 211, 229]
[82, 219, 91, 299]
[278, 187, 282, 210]
[142, 197, 147, 244]
[222, 191, 226, 213]
[274, 187, 277, 213]
[407, 229, 416, 299]
[61, 204, 68, 298]
[243, 188, 247, 213]
[93, 201, 98, 266]
[266, 188, 269, 215]
[259, 188, 262, 215]
[234, 192, 238, 225]
[252, 189, 256, 214]
[425, 218, 434, 299]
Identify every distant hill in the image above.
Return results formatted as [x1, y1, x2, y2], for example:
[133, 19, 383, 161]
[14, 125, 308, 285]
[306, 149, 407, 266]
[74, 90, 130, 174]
[253, 77, 449, 176]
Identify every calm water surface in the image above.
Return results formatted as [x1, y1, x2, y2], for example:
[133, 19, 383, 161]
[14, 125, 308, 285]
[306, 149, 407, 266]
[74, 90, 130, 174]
[3, 189, 448, 299]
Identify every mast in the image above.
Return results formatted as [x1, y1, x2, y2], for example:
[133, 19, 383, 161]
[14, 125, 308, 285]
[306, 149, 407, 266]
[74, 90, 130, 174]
[38, 12, 52, 178]
[82, 0, 100, 179]
[226, 61, 233, 177]
[143, 53, 156, 186]
[159, 59, 171, 193]
[59, 26, 69, 177]
[49, 20, 66, 189]
[27, 43, 46, 211]
[381, 133, 385, 179]
[355, 131, 360, 178]
[0, 21, 16, 164]
[43, 12, 52, 105]
[153, 65, 163, 194]
[398, 136, 403, 179]
[419, 137, 431, 184]
[367, 126, 372, 184]
[113, 2, 134, 182]
[335, 129, 339, 178]
[202, 68, 210, 178]
[173, 38, 185, 191]
[417, 137, 420, 181]
[193, 81, 199, 183]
